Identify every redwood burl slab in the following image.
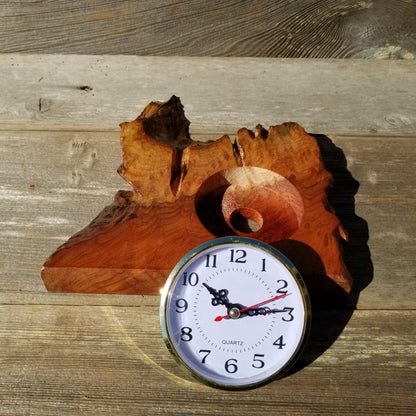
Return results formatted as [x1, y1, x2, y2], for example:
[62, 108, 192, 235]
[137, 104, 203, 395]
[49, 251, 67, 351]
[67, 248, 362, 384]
[41, 96, 352, 296]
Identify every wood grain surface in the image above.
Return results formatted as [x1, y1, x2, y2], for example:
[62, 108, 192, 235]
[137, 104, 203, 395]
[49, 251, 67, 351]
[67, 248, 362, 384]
[1, 55, 416, 135]
[0, 303, 414, 416]
[1, 0, 415, 59]
[0, 55, 415, 415]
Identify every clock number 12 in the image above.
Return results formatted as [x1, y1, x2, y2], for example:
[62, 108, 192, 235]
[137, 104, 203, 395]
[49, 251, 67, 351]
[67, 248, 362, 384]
[229, 249, 247, 263]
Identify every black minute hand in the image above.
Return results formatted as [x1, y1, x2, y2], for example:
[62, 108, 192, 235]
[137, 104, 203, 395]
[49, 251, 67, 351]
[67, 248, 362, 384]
[214, 293, 287, 322]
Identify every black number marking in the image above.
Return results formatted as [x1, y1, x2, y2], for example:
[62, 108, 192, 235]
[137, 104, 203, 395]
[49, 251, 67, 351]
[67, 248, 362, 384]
[205, 254, 217, 268]
[252, 354, 265, 369]
[175, 298, 188, 313]
[229, 249, 247, 263]
[261, 258, 266, 272]
[276, 279, 288, 294]
[273, 335, 286, 349]
[199, 349, 211, 364]
[182, 271, 199, 286]
[225, 358, 238, 373]
[180, 327, 193, 342]
[282, 307, 294, 322]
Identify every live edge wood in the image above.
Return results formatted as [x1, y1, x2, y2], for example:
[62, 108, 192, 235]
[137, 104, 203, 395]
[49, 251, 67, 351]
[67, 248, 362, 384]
[41, 96, 352, 296]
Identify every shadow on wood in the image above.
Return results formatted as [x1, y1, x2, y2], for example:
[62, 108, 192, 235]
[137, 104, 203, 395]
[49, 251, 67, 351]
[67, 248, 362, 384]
[286, 134, 373, 376]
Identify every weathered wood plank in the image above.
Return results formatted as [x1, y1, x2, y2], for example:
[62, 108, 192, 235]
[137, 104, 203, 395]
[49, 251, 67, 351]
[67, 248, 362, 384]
[0, 305, 414, 415]
[0, 131, 414, 308]
[1, 55, 415, 135]
[0, 53, 414, 416]
[0, 1, 415, 59]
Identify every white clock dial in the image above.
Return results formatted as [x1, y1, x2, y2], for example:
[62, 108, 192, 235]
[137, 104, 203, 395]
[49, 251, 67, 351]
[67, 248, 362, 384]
[160, 237, 311, 389]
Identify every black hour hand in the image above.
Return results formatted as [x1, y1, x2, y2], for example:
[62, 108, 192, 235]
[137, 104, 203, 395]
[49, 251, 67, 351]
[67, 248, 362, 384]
[203, 283, 231, 307]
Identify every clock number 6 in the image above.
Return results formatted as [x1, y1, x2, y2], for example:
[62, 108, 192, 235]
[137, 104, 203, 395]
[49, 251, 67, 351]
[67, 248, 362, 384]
[225, 358, 238, 373]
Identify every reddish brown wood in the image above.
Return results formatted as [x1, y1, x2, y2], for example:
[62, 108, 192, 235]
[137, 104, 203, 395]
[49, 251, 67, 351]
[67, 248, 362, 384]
[41, 96, 352, 296]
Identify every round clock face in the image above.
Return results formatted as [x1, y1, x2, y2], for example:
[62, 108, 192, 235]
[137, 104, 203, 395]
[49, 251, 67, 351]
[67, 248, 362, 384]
[160, 237, 311, 389]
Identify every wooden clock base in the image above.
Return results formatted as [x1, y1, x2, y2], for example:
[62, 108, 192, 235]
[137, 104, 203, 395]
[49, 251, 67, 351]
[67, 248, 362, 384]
[41, 96, 352, 297]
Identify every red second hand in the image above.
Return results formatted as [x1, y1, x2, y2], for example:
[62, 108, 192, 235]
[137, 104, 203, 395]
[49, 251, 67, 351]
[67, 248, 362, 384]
[214, 293, 287, 322]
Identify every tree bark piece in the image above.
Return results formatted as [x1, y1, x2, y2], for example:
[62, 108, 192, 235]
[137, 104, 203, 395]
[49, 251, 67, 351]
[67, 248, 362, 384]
[41, 96, 352, 296]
